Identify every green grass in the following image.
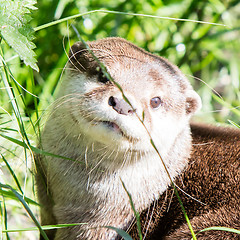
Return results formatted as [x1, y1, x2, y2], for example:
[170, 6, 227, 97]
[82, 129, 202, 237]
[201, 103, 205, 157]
[1, 0, 240, 239]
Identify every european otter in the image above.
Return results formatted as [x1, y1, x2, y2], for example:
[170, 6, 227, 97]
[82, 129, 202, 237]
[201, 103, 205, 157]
[35, 37, 202, 239]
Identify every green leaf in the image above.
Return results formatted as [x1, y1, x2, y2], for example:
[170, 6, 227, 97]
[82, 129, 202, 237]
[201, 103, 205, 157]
[0, 0, 38, 71]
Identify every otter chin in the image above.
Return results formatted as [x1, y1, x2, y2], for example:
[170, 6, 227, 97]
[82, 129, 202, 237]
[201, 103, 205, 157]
[35, 37, 202, 240]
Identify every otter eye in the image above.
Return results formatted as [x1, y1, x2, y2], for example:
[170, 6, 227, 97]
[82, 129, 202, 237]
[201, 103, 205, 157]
[98, 71, 109, 84]
[150, 97, 161, 109]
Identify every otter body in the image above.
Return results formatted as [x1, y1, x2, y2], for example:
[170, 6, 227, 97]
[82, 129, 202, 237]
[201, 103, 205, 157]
[36, 38, 201, 240]
[163, 123, 240, 240]
[129, 123, 240, 239]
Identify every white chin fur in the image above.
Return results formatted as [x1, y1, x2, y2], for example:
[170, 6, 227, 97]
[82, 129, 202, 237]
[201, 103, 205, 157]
[69, 110, 188, 156]
[75, 116, 150, 151]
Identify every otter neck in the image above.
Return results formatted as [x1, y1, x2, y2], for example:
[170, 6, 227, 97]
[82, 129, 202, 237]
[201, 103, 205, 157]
[87, 125, 192, 212]
[44, 115, 192, 210]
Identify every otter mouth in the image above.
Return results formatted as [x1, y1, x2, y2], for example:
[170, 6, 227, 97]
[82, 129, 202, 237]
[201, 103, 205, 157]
[86, 118, 140, 144]
[101, 121, 123, 135]
[90, 119, 137, 142]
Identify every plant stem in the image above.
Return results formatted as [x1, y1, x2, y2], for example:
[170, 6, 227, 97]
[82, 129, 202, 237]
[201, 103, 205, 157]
[34, 9, 227, 32]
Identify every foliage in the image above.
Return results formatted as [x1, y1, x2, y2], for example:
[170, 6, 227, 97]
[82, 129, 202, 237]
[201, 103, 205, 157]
[0, 0, 240, 239]
[0, 0, 38, 71]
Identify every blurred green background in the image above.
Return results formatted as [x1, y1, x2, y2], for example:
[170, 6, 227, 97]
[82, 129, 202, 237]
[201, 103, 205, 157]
[0, 0, 240, 239]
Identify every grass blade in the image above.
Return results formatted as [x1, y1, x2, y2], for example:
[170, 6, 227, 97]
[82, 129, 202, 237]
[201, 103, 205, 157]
[1, 154, 23, 194]
[104, 226, 133, 240]
[121, 179, 143, 240]
[0, 183, 49, 240]
[34, 9, 227, 32]
[213, 94, 240, 118]
[0, 188, 39, 206]
[0, 197, 10, 240]
[0, 133, 78, 163]
[2, 223, 87, 233]
[194, 226, 240, 239]
[228, 120, 240, 129]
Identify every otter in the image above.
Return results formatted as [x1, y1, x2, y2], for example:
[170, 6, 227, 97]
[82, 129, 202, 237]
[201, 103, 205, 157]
[36, 37, 201, 240]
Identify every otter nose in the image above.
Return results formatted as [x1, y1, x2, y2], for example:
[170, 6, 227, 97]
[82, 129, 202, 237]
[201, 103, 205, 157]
[108, 96, 134, 115]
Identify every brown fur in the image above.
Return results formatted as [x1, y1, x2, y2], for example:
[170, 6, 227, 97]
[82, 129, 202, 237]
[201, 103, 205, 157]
[129, 123, 240, 239]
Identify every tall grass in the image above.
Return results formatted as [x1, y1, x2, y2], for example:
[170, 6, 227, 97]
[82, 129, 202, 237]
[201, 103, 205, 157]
[0, 0, 240, 239]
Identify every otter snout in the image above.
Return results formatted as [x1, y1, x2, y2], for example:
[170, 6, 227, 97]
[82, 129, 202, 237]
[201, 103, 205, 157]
[108, 96, 134, 115]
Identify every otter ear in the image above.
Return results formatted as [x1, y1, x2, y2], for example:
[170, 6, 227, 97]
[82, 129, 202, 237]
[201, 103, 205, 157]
[185, 90, 202, 115]
[68, 42, 98, 75]
[68, 42, 87, 71]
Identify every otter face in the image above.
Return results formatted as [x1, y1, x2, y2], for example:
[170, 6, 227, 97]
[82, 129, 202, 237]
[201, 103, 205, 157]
[60, 38, 201, 154]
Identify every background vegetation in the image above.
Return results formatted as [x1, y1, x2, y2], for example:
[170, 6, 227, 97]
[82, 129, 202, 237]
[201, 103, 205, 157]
[0, 0, 240, 239]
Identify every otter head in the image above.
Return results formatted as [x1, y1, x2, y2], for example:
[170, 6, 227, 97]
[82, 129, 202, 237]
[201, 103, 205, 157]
[61, 38, 201, 158]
